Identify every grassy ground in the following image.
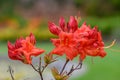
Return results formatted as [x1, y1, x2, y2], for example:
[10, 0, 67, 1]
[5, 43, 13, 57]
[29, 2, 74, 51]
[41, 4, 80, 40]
[0, 41, 120, 80]
[75, 44, 120, 80]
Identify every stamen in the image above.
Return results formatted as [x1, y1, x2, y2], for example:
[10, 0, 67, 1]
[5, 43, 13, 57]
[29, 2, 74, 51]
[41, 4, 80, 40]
[75, 16, 81, 24]
[104, 40, 116, 48]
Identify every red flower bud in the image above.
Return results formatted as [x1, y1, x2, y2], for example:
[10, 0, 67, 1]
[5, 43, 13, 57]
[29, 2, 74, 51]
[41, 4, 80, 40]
[59, 17, 65, 31]
[48, 22, 61, 35]
[68, 16, 78, 33]
[49, 16, 79, 35]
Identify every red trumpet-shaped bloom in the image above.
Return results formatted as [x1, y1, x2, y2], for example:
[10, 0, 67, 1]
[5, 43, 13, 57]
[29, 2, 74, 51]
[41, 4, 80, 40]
[74, 23, 106, 60]
[48, 16, 78, 35]
[51, 31, 78, 60]
[8, 33, 45, 64]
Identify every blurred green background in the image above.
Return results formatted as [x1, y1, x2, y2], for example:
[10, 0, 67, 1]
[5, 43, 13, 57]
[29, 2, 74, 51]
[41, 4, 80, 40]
[0, 0, 120, 80]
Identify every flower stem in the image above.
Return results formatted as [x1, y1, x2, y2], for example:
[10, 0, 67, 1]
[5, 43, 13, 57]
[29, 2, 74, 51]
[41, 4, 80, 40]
[41, 64, 48, 73]
[31, 64, 43, 80]
[8, 66, 15, 80]
[38, 71, 43, 80]
[60, 59, 69, 74]
[67, 60, 82, 75]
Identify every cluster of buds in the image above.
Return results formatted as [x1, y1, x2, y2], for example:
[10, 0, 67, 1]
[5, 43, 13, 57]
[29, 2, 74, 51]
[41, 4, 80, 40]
[7, 16, 111, 80]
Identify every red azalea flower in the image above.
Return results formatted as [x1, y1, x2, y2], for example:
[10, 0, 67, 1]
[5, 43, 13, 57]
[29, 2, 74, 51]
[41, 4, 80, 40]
[48, 16, 78, 35]
[51, 31, 78, 60]
[74, 23, 106, 60]
[8, 33, 45, 64]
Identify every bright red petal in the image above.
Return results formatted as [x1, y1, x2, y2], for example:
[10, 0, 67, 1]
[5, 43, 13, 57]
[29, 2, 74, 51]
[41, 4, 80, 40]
[31, 48, 45, 56]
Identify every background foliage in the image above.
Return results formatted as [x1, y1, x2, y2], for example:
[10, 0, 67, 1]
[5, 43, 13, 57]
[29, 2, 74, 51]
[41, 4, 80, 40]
[0, 0, 120, 41]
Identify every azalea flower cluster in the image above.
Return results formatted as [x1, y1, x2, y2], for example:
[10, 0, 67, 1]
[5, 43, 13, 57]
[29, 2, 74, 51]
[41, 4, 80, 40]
[7, 16, 107, 80]
[49, 16, 106, 61]
[8, 33, 45, 64]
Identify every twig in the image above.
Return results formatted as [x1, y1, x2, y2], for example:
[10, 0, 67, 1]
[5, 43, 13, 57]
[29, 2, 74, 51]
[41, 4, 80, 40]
[41, 64, 48, 73]
[8, 66, 15, 80]
[60, 59, 69, 74]
[67, 60, 82, 75]
[31, 64, 38, 72]
[31, 64, 43, 80]
[67, 65, 74, 75]
[38, 57, 42, 72]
